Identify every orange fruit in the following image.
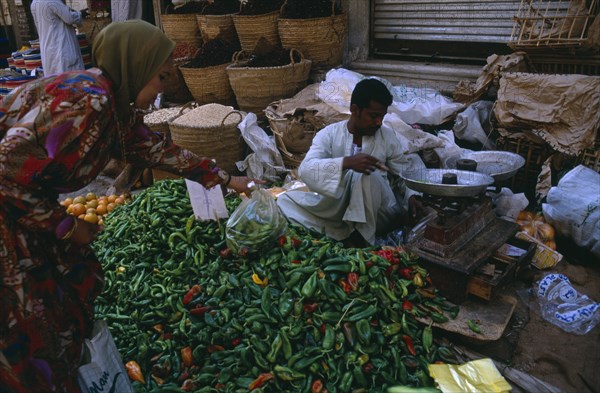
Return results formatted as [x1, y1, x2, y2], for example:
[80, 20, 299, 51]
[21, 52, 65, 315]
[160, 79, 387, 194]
[83, 212, 98, 224]
[98, 217, 104, 226]
[96, 204, 108, 216]
[78, 214, 85, 220]
[86, 192, 97, 201]
[86, 199, 99, 209]
[86, 208, 96, 214]
[71, 203, 87, 217]
[120, 193, 131, 201]
[114, 197, 125, 205]
[107, 195, 118, 203]
[98, 196, 108, 205]
[62, 197, 73, 207]
[73, 196, 86, 205]
[107, 203, 117, 212]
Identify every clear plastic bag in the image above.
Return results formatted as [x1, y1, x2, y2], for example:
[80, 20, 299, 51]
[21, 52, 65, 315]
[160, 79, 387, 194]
[535, 273, 600, 335]
[225, 188, 288, 255]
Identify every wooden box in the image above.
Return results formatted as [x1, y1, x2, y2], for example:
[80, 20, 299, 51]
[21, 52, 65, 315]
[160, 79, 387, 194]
[467, 237, 535, 301]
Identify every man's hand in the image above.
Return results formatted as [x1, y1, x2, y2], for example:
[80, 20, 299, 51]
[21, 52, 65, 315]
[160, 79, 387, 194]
[408, 195, 427, 225]
[343, 153, 388, 175]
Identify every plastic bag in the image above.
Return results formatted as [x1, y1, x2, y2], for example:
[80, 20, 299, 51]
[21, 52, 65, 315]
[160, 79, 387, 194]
[225, 187, 288, 255]
[535, 273, 600, 335]
[542, 165, 600, 257]
[389, 86, 464, 126]
[453, 100, 495, 149]
[77, 320, 134, 393]
[235, 112, 288, 182]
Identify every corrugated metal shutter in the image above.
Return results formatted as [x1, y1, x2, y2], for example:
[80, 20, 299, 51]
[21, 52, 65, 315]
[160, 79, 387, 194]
[373, 0, 521, 43]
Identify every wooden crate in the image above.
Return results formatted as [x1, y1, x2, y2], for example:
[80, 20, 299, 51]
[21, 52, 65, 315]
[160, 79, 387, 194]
[467, 237, 536, 301]
[496, 133, 554, 199]
[509, 0, 599, 50]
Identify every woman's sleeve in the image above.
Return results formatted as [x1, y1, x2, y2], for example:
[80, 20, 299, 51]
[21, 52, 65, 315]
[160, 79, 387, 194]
[121, 121, 228, 188]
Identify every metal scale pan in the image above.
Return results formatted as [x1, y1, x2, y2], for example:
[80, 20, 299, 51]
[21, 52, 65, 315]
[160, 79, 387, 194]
[445, 151, 526, 182]
[400, 169, 495, 198]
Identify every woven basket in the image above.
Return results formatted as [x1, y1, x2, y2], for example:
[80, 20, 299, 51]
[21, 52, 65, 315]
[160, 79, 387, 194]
[161, 14, 200, 47]
[196, 13, 239, 45]
[179, 63, 235, 106]
[232, 11, 280, 52]
[169, 110, 246, 174]
[278, 10, 347, 68]
[273, 129, 307, 169]
[226, 49, 312, 115]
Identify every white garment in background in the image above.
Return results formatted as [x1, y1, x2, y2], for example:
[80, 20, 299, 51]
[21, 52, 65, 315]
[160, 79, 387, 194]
[277, 121, 425, 244]
[111, 0, 142, 22]
[31, 0, 84, 76]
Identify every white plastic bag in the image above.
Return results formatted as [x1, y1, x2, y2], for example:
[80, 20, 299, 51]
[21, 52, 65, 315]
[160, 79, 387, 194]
[490, 187, 530, 221]
[389, 86, 464, 125]
[77, 320, 134, 393]
[236, 113, 288, 182]
[453, 100, 495, 149]
[542, 165, 600, 257]
[225, 188, 288, 255]
[535, 273, 600, 335]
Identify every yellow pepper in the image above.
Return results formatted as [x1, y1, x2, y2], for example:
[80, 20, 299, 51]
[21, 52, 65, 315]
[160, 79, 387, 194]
[252, 273, 269, 287]
[413, 272, 424, 287]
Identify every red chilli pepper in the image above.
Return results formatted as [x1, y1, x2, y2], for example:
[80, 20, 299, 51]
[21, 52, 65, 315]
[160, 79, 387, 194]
[190, 305, 211, 316]
[362, 362, 375, 374]
[347, 272, 359, 291]
[219, 248, 232, 259]
[339, 279, 351, 294]
[303, 302, 318, 313]
[402, 300, 413, 311]
[277, 236, 287, 247]
[319, 323, 327, 335]
[231, 338, 241, 347]
[311, 379, 324, 393]
[249, 373, 274, 390]
[291, 259, 302, 265]
[181, 346, 193, 367]
[399, 268, 413, 280]
[207, 344, 225, 353]
[182, 285, 201, 305]
[291, 238, 302, 248]
[403, 335, 417, 356]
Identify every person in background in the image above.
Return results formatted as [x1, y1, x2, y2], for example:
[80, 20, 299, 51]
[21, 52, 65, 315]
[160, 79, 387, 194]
[277, 78, 426, 247]
[111, 0, 142, 22]
[0, 20, 255, 391]
[31, 0, 88, 75]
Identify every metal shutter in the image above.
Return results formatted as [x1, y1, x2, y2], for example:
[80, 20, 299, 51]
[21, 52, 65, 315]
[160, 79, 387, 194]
[372, 0, 522, 59]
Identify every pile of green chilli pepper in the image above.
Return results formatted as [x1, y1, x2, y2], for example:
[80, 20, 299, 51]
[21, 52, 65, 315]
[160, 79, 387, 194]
[92, 179, 460, 393]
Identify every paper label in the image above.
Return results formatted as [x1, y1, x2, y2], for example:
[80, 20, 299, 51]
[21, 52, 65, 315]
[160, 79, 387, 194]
[496, 243, 526, 258]
[185, 179, 229, 221]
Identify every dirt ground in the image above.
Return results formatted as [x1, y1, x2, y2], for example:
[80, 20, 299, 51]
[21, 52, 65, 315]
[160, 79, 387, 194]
[463, 243, 600, 393]
[64, 171, 600, 393]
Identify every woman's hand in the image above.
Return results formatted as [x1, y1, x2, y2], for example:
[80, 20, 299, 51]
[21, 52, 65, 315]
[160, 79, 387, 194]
[70, 220, 102, 245]
[227, 176, 266, 196]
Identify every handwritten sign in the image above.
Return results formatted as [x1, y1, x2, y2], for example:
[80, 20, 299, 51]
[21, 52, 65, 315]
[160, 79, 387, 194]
[185, 179, 229, 221]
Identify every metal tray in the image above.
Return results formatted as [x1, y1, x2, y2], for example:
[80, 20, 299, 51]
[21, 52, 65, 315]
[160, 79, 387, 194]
[446, 151, 525, 182]
[401, 169, 495, 197]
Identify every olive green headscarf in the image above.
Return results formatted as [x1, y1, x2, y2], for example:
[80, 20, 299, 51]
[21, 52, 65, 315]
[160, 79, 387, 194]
[92, 20, 176, 122]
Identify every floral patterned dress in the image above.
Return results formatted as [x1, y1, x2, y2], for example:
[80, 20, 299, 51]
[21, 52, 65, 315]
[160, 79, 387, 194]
[0, 68, 225, 392]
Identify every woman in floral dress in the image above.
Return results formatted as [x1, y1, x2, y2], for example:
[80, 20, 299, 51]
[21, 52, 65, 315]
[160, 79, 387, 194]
[0, 20, 253, 392]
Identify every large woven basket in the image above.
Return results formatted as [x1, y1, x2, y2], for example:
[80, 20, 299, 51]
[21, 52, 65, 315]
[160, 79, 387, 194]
[232, 11, 280, 52]
[278, 12, 347, 68]
[226, 49, 312, 115]
[161, 14, 200, 47]
[169, 109, 246, 174]
[179, 63, 235, 106]
[196, 13, 238, 45]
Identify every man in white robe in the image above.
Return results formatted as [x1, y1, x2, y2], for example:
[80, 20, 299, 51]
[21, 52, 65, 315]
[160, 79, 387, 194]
[31, 0, 86, 75]
[278, 79, 425, 246]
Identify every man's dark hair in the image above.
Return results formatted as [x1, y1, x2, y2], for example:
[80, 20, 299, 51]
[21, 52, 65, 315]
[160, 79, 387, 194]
[350, 78, 393, 109]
